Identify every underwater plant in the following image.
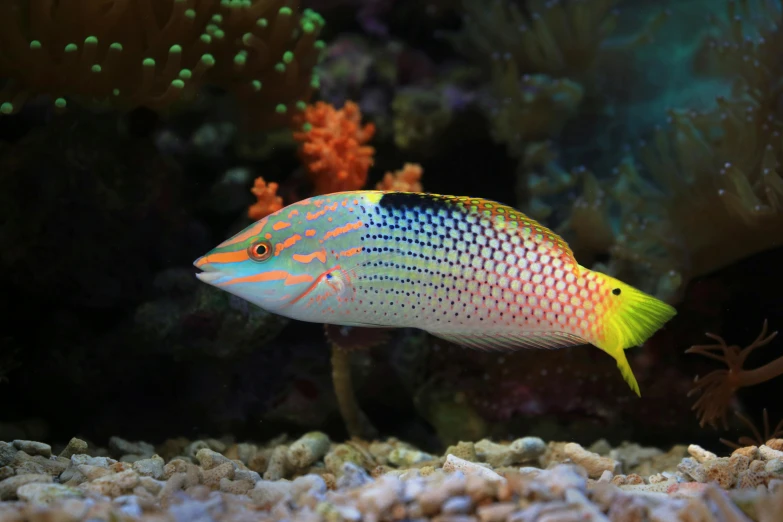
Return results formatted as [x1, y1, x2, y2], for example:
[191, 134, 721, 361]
[687, 320, 783, 429]
[0, 0, 325, 128]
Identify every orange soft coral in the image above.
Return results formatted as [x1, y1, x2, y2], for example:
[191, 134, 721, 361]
[293, 101, 375, 195]
[376, 163, 424, 192]
[248, 176, 283, 220]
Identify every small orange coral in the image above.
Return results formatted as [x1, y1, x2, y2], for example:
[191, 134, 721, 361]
[248, 176, 283, 220]
[293, 101, 375, 195]
[376, 163, 424, 192]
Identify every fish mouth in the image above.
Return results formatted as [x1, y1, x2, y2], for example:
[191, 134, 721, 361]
[195, 270, 226, 284]
[193, 256, 226, 284]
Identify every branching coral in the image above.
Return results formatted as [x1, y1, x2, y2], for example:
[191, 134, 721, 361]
[686, 320, 783, 429]
[248, 176, 284, 220]
[292, 100, 375, 194]
[0, 0, 325, 128]
[376, 163, 423, 192]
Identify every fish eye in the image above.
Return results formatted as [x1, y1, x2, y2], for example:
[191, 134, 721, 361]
[248, 240, 273, 262]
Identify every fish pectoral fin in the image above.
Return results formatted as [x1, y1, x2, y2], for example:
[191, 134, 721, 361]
[426, 330, 587, 351]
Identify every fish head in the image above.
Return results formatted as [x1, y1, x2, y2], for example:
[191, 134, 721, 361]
[193, 196, 356, 315]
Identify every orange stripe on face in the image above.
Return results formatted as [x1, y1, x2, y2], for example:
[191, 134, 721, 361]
[292, 250, 327, 264]
[273, 221, 291, 231]
[218, 270, 290, 286]
[218, 220, 265, 248]
[287, 209, 300, 218]
[336, 246, 363, 259]
[305, 229, 316, 237]
[322, 220, 363, 241]
[197, 250, 249, 266]
[284, 273, 315, 286]
[306, 202, 339, 221]
[274, 234, 302, 256]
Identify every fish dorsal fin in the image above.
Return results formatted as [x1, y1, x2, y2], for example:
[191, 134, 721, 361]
[427, 330, 587, 352]
[374, 191, 575, 261]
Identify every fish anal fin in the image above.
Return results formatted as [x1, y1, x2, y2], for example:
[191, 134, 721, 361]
[427, 330, 587, 352]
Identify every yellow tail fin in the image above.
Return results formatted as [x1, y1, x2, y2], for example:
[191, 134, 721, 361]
[587, 269, 677, 397]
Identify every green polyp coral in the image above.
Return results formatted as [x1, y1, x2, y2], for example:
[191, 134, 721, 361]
[0, 0, 325, 128]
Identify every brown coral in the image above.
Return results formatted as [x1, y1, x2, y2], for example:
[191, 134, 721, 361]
[686, 320, 783, 429]
[0, 0, 325, 128]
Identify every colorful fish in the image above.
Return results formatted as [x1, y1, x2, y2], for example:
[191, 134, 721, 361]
[194, 191, 677, 396]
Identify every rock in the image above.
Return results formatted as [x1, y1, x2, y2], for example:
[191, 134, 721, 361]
[509, 437, 546, 461]
[202, 462, 235, 489]
[249, 479, 293, 507]
[337, 462, 372, 490]
[687, 444, 718, 463]
[760, 445, 783, 461]
[388, 447, 436, 466]
[80, 469, 140, 497]
[264, 445, 290, 481]
[12, 440, 51, 458]
[324, 444, 373, 476]
[442, 495, 473, 514]
[563, 443, 620, 478]
[0, 443, 16, 467]
[765, 459, 783, 474]
[132, 455, 165, 479]
[444, 442, 477, 462]
[220, 477, 255, 495]
[443, 454, 504, 483]
[475, 440, 518, 468]
[287, 432, 330, 468]
[58, 438, 88, 459]
[0, 473, 52, 500]
[16, 483, 83, 504]
[195, 448, 233, 470]
[109, 437, 155, 458]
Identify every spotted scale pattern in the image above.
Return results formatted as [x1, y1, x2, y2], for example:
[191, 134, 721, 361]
[276, 191, 614, 347]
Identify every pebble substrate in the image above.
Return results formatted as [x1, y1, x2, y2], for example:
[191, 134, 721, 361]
[1, 433, 782, 521]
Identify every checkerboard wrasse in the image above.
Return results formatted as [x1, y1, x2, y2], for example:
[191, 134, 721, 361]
[194, 191, 677, 396]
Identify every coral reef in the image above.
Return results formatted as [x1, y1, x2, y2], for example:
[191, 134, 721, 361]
[1, 434, 783, 521]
